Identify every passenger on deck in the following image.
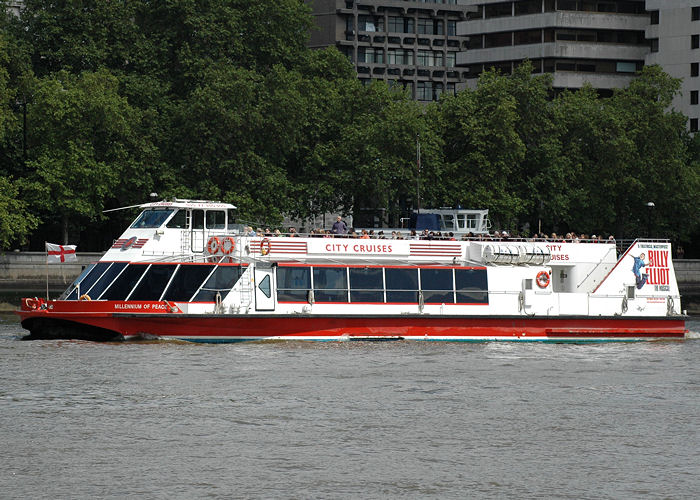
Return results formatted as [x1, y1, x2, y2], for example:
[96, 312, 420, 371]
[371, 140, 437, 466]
[360, 229, 370, 239]
[289, 227, 298, 237]
[331, 216, 348, 235]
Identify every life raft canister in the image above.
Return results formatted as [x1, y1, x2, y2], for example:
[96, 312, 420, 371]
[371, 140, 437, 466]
[221, 236, 235, 255]
[207, 236, 221, 255]
[260, 238, 271, 256]
[536, 270, 550, 288]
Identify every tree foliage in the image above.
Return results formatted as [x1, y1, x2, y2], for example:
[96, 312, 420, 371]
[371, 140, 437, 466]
[0, 2, 699, 253]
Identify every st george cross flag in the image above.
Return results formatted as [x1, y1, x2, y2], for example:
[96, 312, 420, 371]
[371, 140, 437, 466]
[46, 242, 77, 263]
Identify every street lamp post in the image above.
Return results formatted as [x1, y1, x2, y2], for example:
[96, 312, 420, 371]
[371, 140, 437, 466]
[646, 201, 655, 238]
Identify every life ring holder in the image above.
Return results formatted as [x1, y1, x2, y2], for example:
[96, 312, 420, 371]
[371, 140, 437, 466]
[207, 236, 221, 255]
[23, 297, 39, 310]
[536, 271, 550, 289]
[221, 236, 236, 255]
[260, 238, 271, 256]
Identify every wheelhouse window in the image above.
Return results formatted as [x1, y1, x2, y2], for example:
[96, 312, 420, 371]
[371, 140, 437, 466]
[166, 209, 188, 229]
[206, 210, 226, 229]
[131, 209, 175, 229]
[277, 266, 311, 302]
[313, 267, 348, 302]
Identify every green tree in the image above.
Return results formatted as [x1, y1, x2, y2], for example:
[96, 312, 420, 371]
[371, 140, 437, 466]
[24, 69, 147, 244]
[436, 69, 526, 228]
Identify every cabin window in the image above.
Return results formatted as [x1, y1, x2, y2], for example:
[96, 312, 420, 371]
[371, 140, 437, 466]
[455, 268, 488, 304]
[349, 267, 383, 302]
[206, 210, 226, 230]
[385, 268, 418, 303]
[420, 268, 454, 303]
[131, 209, 175, 229]
[66, 262, 112, 300]
[166, 210, 188, 229]
[313, 267, 348, 302]
[101, 264, 149, 300]
[192, 210, 204, 229]
[129, 264, 178, 300]
[193, 265, 243, 301]
[163, 264, 216, 301]
[87, 262, 129, 300]
[276, 266, 311, 302]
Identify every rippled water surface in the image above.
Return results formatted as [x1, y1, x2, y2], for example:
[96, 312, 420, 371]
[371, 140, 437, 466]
[1, 314, 699, 499]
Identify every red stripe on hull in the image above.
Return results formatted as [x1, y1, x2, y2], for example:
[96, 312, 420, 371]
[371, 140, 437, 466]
[17, 308, 687, 342]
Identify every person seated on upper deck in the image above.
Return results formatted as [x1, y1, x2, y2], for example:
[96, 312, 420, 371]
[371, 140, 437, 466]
[377, 231, 385, 239]
[396, 232, 404, 240]
[410, 230, 418, 240]
[448, 232, 456, 241]
[289, 227, 298, 237]
[360, 229, 370, 239]
[348, 228, 358, 238]
[420, 229, 430, 240]
[331, 216, 348, 235]
[274, 229, 282, 237]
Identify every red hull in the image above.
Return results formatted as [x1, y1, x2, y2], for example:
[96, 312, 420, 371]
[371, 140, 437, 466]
[17, 301, 687, 342]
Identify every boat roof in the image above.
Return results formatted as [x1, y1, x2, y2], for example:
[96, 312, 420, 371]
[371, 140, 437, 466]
[139, 198, 236, 210]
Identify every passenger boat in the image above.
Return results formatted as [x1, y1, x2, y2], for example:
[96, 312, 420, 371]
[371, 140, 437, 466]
[17, 199, 687, 342]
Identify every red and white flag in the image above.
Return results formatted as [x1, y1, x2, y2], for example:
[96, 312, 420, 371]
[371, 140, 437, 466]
[46, 242, 77, 263]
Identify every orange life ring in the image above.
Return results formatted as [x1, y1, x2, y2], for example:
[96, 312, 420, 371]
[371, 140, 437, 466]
[207, 236, 221, 254]
[260, 238, 271, 256]
[536, 271, 550, 289]
[221, 236, 235, 255]
[79, 294, 92, 301]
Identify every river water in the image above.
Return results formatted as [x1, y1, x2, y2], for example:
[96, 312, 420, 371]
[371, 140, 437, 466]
[1, 314, 698, 499]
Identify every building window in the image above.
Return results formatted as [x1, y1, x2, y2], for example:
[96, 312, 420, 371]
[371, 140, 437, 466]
[693, 35, 700, 49]
[388, 16, 413, 34]
[447, 20, 457, 36]
[693, 63, 700, 77]
[650, 10, 659, 25]
[692, 91, 699, 105]
[650, 38, 659, 52]
[693, 7, 700, 21]
[691, 118, 699, 132]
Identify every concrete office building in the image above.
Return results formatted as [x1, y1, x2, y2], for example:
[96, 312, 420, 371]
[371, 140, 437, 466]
[306, 0, 475, 101]
[646, 1, 700, 131]
[457, 0, 700, 130]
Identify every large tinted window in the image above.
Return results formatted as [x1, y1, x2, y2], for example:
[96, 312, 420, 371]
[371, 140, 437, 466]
[60, 264, 95, 299]
[66, 262, 112, 300]
[349, 267, 383, 302]
[277, 267, 311, 302]
[421, 268, 454, 303]
[193, 265, 243, 301]
[101, 264, 149, 300]
[131, 209, 174, 228]
[455, 268, 489, 304]
[163, 264, 216, 301]
[385, 268, 418, 303]
[129, 264, 177, 300]
[89, 262, 129, 300]
[313, 267, 348, 302]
